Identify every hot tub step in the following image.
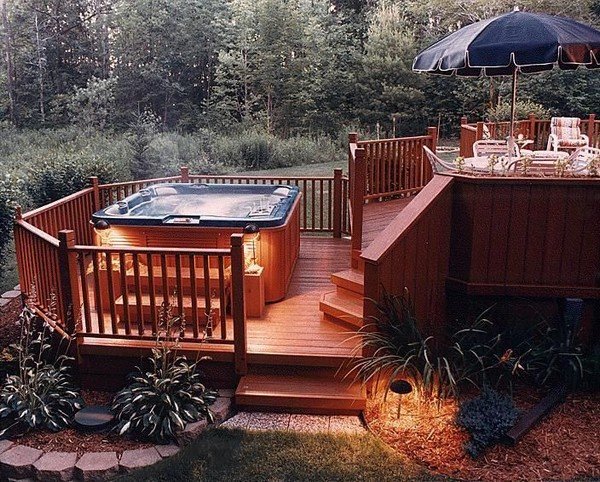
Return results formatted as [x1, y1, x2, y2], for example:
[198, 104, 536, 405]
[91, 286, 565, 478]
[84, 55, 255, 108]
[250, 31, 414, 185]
[124, 266, 231, 295]
[114, 293, 222, 325]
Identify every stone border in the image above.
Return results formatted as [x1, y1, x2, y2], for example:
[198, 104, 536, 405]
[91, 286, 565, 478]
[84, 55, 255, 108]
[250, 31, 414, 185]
[0, 391, 233, 481]
[0, 285, 23, 317]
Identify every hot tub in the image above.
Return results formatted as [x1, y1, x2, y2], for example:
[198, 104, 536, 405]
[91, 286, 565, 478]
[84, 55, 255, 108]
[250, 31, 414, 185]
[92, 183, 300, 228]
[91, 183, 301, 302]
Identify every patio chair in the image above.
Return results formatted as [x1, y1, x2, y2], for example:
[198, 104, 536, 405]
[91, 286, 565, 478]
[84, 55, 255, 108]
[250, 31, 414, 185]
[547, 117, 589, 152]
[567, 146, 600, 175]
[423, 146, 456, 173]
[473, 139, 529, 158]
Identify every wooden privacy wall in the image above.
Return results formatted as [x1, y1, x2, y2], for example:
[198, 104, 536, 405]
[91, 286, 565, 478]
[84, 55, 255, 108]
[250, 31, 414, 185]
[460, 114, 599, 156]
[361, 176, 454, 338]
[447, 176, 600, 299]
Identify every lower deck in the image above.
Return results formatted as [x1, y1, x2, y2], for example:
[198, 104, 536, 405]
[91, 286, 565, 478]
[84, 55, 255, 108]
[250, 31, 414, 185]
[78, 236, 360, 370]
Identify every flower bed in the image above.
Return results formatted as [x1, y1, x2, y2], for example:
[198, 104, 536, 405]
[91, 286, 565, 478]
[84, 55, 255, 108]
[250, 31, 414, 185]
[364, 389, 600, 481]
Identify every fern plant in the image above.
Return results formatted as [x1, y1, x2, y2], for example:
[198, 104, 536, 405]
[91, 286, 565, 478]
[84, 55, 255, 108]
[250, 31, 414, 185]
[112, 302, 217, 444]
[0, 304, 83, 437]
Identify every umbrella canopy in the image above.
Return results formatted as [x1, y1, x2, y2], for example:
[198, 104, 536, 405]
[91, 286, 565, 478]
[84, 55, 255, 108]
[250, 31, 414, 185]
[412, 8, 600, 148]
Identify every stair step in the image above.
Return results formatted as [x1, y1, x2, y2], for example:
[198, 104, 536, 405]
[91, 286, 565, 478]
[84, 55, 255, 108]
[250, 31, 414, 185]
[124, 266, 231, 294]
[115, 293, 221, 324]
[235, 373, 366, 415]
[319, 290, 363, 328]
[331, 269, 364, 295]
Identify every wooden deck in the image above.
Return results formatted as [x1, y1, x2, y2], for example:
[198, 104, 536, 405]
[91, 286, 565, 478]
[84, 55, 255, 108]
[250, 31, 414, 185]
[362, 197, 412, 249]
[81, 236, 360, 368]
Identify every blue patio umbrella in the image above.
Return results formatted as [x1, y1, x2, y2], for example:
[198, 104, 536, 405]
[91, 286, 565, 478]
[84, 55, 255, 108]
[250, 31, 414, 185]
[412, 7, 600, 146]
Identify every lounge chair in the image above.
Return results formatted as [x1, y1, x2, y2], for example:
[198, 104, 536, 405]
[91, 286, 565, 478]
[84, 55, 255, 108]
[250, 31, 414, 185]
[547, 117, 589, 152]
[473, 139, 530, 158]
[423, 146, 456, 173]
[568, 146, 600, 175]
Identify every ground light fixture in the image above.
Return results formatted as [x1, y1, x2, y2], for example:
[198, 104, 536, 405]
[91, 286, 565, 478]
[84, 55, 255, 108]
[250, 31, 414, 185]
[93, 219, 112, 245]
[243, 223, 261, 273]
[389, 379, 413, 418]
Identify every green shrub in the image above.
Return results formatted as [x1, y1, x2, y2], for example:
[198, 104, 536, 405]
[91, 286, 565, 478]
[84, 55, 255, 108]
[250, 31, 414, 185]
[112, 303, 217, 444]
[486, 100, 550, 123]
[0, 174, 24, 276]
[0, 304, 83, 437]
[27, 144, 128, 206]
[456, 386, 519, 458]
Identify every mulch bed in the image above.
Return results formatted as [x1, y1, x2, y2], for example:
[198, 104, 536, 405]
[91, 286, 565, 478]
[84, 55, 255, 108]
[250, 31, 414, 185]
[365, 388, 600, 481]
[12, 390, 154, 457]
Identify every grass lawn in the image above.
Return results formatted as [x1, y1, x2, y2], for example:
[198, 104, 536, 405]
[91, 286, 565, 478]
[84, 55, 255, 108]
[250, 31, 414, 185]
[114, 428, 448, 482]
[241, 160, 346, 177]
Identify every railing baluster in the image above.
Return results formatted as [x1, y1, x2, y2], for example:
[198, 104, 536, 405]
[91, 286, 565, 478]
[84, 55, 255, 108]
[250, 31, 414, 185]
[175, 254, 184, 326]
[77, 253, 92, 333]
[118, 252, 131, 335]
[132, 253, 144, 335]
[203, 255, 212, 337]
[105, 251, 118, 334]
[189, 255, 199, 338]
[91, 251, 105, 334]
[218, 256, 227, 340]
[147, 254, 157, 335]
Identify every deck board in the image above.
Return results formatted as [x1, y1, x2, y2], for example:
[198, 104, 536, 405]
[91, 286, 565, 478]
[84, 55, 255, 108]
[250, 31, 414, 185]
[362, 197, 412, 249]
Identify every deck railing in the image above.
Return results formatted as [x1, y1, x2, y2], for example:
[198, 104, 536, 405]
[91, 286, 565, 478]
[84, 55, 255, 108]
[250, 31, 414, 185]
[361, 175, 455, 344]
[348, 128, 437, 268]
[21, 187, 96, 245]
[459, 114, 599, 157]
[97, 168, 350, 237]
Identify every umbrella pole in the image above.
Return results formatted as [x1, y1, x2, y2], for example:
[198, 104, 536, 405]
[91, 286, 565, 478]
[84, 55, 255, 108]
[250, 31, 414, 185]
[509, 69, 518, 159]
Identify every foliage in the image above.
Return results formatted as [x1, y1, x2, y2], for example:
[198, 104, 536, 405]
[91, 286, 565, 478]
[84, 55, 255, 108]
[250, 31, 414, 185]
[456, 386, 519, 458]
[128, 110, 161, 179]
[581, 344, 600, 391]
[26, 146, 126, 206]
[350, 291, 585, 402]
[0, 174, 24, 278]
[67, 77, 117, 130]
[112, 303, 217, 444]
[349, 291, 494, 401]
[486, 99, 551, 122]
[0, 303, 83, 437]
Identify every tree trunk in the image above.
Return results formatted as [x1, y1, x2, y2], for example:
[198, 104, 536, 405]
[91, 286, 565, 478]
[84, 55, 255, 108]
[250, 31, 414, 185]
[1, 0, 16, 125]
[34, 12, 46, 124]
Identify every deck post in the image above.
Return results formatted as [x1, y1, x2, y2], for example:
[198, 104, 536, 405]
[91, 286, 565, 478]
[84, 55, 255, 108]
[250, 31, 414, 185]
[230, 233, 247, 376]
[528, 114, 537, 143]
[348, 132, 358, 198]
[58, 230, 81, 335]
[475, 121, 484, 141]
[427, 126, 438, 153]
[350, 147, 366, 269]
[333, 168, 343, 238]
[180, 166, 189, 183]
[89, 176, 100, 212]
[587, 114, 596, 142]
[460, 116, 468, 126]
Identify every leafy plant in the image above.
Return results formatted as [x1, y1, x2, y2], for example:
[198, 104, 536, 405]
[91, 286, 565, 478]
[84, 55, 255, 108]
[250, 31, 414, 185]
[348, 291, 492, 401]
[456, 386, 519, 458]
[0, 303, 83, 437]
[112, 303, 217, 444]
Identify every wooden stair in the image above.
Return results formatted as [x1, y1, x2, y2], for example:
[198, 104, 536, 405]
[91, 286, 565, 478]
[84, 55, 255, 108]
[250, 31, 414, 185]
[235, 372, 366, 415]
[115, 293, 221, 325]
[319, 269, 364, 328]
